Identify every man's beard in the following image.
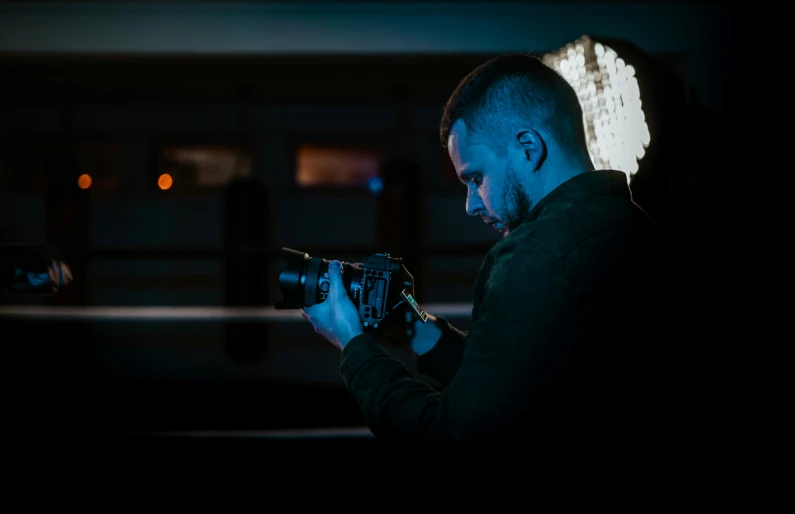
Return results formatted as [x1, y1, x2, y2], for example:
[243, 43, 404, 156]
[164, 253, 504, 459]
[499, 164, 532, 236]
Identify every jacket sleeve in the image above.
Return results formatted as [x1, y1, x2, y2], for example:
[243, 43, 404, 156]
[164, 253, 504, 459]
[339, 242, 569, 441]
[414, 316, 466, 388]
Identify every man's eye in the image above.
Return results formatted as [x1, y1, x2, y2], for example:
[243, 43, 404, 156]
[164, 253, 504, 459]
[470, 176, 481, 186]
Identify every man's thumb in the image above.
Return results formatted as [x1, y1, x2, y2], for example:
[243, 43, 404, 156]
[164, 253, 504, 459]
[328, 260, 344, 294]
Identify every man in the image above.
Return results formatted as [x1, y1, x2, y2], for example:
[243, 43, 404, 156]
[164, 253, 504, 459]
[302, 53, 681, 447]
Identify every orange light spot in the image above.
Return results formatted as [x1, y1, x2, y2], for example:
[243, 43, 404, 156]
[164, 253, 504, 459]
[158, 173, 173, 190]
[77, 174, 92, 189]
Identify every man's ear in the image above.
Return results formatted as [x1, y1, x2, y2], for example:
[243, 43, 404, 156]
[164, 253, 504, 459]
[516, 129, 547, 172]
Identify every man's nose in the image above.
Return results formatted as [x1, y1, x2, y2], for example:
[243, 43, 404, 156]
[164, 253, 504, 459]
[465, 189, 483, 217]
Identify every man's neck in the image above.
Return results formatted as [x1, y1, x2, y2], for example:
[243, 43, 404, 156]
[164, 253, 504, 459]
[542, 162, 592, 199]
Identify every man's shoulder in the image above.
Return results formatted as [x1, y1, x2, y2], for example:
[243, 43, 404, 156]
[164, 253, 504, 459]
[517, 196, 656, 259]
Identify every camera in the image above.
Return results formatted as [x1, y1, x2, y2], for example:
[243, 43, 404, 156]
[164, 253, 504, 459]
[274, 247, 427, 331]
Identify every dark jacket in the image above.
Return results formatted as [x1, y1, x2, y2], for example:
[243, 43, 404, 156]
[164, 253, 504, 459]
[340, 170, 684, 446]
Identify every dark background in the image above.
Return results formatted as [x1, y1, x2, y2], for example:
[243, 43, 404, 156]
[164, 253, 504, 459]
[0, 0, 738, 447]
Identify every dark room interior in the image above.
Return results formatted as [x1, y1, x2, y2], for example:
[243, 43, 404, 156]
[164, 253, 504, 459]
[0, 0, 739, 461]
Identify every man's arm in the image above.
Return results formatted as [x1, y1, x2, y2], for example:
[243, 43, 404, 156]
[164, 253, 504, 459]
[412, 314, 466, 388]
[340, 242, 569, 440]
[376, 304, 468, 388]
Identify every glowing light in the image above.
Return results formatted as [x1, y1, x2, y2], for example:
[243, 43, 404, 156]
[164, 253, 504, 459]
[367, 176, 384, 195]
[295, 145, 383, 187]
[544, 35, 651, 182]
[158, 173, 173, 190]
[160, 146, 252, 187]
[77, 174, 92, 189]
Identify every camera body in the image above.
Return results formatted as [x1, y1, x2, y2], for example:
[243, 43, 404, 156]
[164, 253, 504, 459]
[346, 252, 413, 330]
[274, 247, 427, 331]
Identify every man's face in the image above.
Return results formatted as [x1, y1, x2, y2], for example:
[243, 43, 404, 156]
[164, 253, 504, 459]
[447, 120, 533, 237]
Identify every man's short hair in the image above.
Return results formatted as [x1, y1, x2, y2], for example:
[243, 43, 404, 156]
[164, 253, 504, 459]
[440, 53, 589, 157]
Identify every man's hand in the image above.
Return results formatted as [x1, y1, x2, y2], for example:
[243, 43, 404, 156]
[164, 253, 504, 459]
[409, 312, 442, 356]
[301, 260, 364, 351]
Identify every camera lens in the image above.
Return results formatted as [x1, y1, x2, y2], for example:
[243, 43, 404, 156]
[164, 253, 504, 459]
[274, 247, 362, 309]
